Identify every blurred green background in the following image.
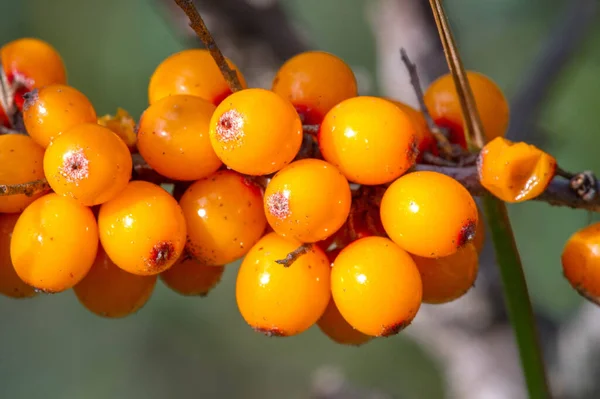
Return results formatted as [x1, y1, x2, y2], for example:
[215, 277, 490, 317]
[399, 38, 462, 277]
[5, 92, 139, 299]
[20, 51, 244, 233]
[0, 0, 598, 397]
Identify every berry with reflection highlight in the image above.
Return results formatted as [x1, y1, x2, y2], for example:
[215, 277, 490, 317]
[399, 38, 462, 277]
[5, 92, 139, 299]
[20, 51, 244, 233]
[0, 213, 36, 298]
[160, 254, 225, 296]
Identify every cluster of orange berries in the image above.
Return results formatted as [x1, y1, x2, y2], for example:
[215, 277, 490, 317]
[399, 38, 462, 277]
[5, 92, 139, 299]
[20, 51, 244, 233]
[0, 37, 580, 345]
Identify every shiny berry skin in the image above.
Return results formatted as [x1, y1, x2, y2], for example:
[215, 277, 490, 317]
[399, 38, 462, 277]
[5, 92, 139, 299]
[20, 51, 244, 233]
[331, 236, 422, 337]
[23, 84, 97, 148]
[319, 96, 418, 185]
[0, 213, 36, 298]
[160, 254, 225, 296]
[73, 246, 157, 318]
[148, 49, 247, 106]
[179, 170, 267, 266]
[380, 171, 478, 258]
[98, 181, 187, 276]
[271, 51, 357, 124]
[411, 243, 479, 304]
[477, 137, 556, 203]
[424, 71, 509, 148]
[0, 134, 46, 213]
[264, 159, 351, 243]
[562, 223, 600, 303]
[137, 95, 222, 181]
[387, 99, 436, 158]
[317, 297, 372, 346]
[236, 232, 331, 336]
[9, 194, 99, 293]
[209, 88, 303, 175]
[43, 123, 132, 206]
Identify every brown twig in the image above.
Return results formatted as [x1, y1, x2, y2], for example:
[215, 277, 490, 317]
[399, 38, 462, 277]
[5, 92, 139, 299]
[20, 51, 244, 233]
[0, 179, 50, 197]
[275, 243, 312, 268]
[0, 55, 15, 128]
[172, 0, 243, 93]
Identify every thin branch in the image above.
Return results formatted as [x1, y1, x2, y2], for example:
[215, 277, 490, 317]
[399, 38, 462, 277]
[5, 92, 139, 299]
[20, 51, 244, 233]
[275, 243, 312, 268]
[172, 0, 243, 93]
[0, 55, 15, 128]
[0, 179, 50, 197]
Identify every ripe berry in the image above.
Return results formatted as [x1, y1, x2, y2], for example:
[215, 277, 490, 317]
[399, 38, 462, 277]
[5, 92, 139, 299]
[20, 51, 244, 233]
[380, 171, 478, 258]
[411, 243, 479, 304]
[0, 213, 36, 298]
[264, 159, 351, 243]
[235, 232, 331, 336]
[317, 297, 372, 346]
[148, 49, 246, 106]
[473, 205, 486, 254]
[331, 236, 422, 337]
[0, 134, 46, 213]
[98, 181, 186, 276]
[319, 96, 418, 185]
[137, 95, 222, 181]
[179, 170, 267, 266]
[562, 223, 600, 303]
[160, 254, 225, 296]
[10, 193, 98, 293]
[424, 71, 509, 148]
[271, 51, 357, 124]
[477, 137, 556, 203]
[43, 123, 132, 206]
[23, 84, 97, 148]
[387, 99, 436, 158]
[73, 246, 157, 318]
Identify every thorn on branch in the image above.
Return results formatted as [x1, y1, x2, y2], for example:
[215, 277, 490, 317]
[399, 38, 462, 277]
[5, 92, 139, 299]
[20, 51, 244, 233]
[0, 179, 50, 197]
[275, 243, 313, 268]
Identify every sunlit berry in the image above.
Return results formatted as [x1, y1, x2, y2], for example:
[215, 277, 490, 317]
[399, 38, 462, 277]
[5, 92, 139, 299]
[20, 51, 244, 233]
[0, 213, 36, 298]
[236, 232, 331, 336]
[209, 88, 303, 175]
[10, 193, 98, 293]
[331, 236, 422, 336]
[319, 96, 418, 185]
[562, 223, 600, 304]
[387, 99, 436, 158]
[317, 297, 372, 346]
[137, 95, 222, 181]
[98, 181, 186, 276]
[160, 254, 225, 296]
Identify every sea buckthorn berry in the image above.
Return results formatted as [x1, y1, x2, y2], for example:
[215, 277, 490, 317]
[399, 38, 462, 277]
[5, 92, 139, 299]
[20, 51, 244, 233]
[148, 49, 246, 106]
[73, 246, 157, 318]
[209, 88, 302, 175]
[271, 51, 357, 124]
[160, 254, 225, 296]
[319, 96, 418, 185]
[477, 137, 556, 203]
[411, 243, 479, 304]
[43, 123, 132, 206]
[473, 205, 486, 254]
[179, 170, 266, 266]
[10, 193, 98, 293]
[0, 213, 36, 298]
[387, 99, 436, 158]
[235, 232, 331, 336]
[98, 108, 137, 151]
[98, 181, 186, 276]
[561, 223, 600, 303]
[138, 95, 222, 181]
[424, 71, 509, 148]
[23, 84, 97, 148]
[317, 297, 372, 346]
[0, 134, 46, 213]
[264, 159, 351, 243]
[380, 171, 478, 258]
[331, 236, 422, 337]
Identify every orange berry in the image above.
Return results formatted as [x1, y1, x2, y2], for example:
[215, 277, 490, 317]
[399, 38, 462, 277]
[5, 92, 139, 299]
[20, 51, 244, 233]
[319, 96, 418, 185]
[424, 71, 509, 148]
[235, 232, 331, 336]
[331, 236, 422, 336]
[317, 297, 372, 346]
[209, 88, 303, 175]
[98, 181, 186, 276]
[562, 223, 600, 303]
[137, 95, 222, 181]
[160, 254, 225, 296]
[179, 170, 266, 266]
[387, 99, 436, 158]
[473, 205, 486, 254]
[73, 246, 157, 318]
[264, 159, 351, 243]
[0, 213, 36, 298]
[23, 84, 97, 148]
[10, 193, 98, 293]
[380, 171, 478, 258]
[272, 51, 357, 124]
[43, 123, 132, 206]
[148, 49, 246, 106]
[477, 137, 556, 203]
[97, 108, 137, 151]
[411, 243, 479, 304]
[0, 134, 46, 213]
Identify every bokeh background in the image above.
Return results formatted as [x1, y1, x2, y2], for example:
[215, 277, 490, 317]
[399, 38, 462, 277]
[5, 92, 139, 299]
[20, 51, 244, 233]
[1, 0, 600, 398]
